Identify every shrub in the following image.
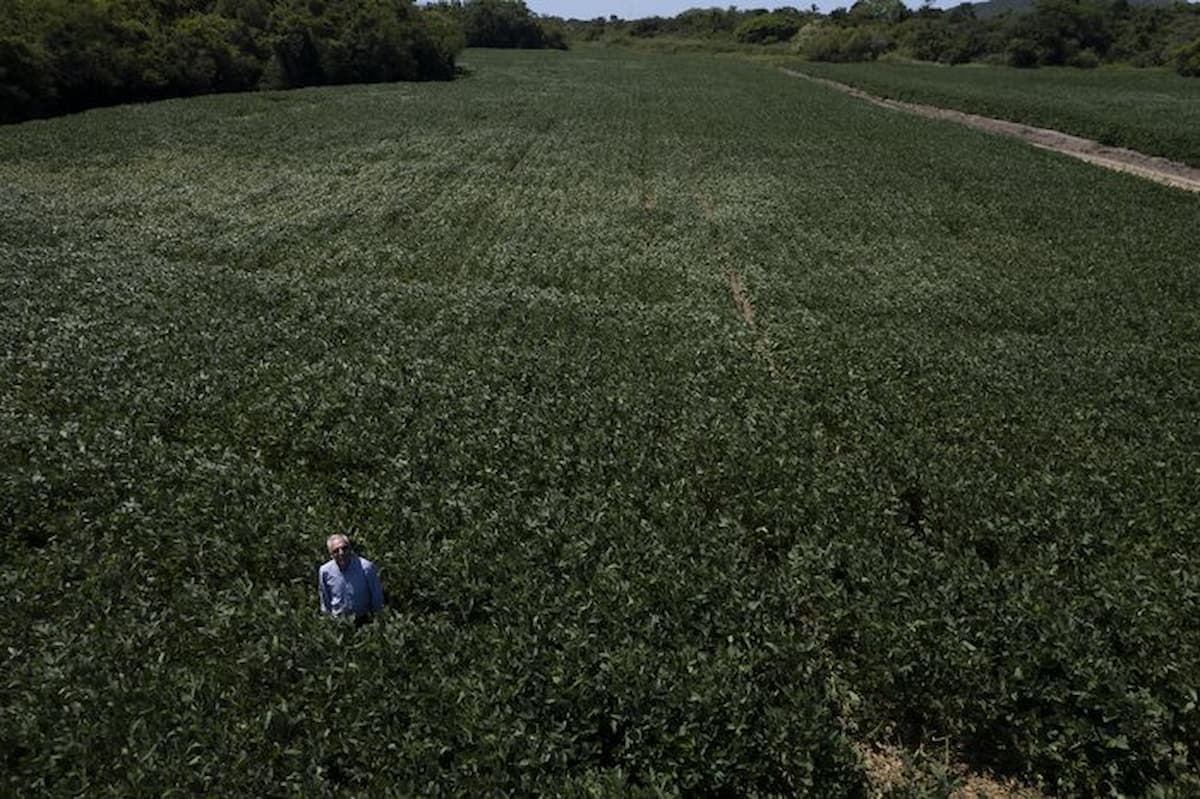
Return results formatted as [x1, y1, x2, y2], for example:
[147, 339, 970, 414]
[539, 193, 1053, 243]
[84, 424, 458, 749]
[1068, 47, 1100, 68]
[263, 0, 464, 88]
[1006, 37, 1041, 68]
[794, 22, 893, 62]
[1170, 36, 1200, 76]
[416, 7, 468, 80]
[0, 35, 52, 122]
[896, 17, 978, 64]
[734, 13, 802, 45]
[462, 0, 566, 50]
[166, 13, 262, 95]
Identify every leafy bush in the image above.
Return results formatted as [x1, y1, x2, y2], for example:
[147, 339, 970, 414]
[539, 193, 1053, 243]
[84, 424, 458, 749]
[848, 0, 910, 26]
[416, 7, 469, 80]
[459, 0, 567, 50]
[895, 17, 979, 64]
[794, 22, 893, 62]
[1006, 37, 1041, 67]
[1011, 0, 1114, 66]
[568, 0, 1200, 70]
[0, 35, 52, 122]
[166, 13, 263, 95]
[1170, 36, 1200, 76]
[265, 0, 461, 88]
[1067, 46, 1100, 68]
[733, 13, 802, 45]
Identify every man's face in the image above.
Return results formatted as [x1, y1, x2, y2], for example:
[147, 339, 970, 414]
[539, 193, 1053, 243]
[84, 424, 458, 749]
[328, 536, 352, 570]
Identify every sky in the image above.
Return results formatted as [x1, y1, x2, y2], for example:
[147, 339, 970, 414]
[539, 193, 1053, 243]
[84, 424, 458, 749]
[525, 1, 897, 18]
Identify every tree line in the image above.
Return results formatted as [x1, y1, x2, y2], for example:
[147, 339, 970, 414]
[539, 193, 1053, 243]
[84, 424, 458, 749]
[0, 0, 564, 124]
[570, 0, 1200, 75]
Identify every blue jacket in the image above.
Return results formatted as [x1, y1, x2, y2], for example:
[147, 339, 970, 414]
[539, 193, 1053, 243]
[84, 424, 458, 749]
[318, 556, 383, 617]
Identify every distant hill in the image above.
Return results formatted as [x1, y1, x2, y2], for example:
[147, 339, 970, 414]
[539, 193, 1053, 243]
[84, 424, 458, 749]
[964, 0, 1181, 18]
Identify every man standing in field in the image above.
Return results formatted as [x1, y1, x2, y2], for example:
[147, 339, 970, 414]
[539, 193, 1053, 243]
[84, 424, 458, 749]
[318, 534, 383, 625]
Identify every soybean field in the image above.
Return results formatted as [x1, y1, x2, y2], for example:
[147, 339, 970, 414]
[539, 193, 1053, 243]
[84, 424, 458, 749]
[782, 60, 1200, 168]
[2, 47, 1199, 796]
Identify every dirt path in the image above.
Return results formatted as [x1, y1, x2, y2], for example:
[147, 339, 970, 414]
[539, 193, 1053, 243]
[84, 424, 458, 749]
[723, 266, 783, 379]
[780, 67, 1200, 193]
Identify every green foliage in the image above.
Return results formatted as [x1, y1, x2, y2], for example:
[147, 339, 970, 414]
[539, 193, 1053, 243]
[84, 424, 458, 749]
[1108, 4, 1200, 67]
[418, 8, 469, 78]
[733, 13, 802, 46]
[874, 746, 965, 798]
[895, 15, 981, 64]
[1007, 0, 1116, 66]
[671, 7, 744, 38]
[265, 0, 472, 87]
[456, 0, 567, 50]
[2, 47, 1200, 795]
[849, 0, 911, 25]
[0, 36, 53, 121]
[265, 0, 455, 87]
[1006, 36, 1041, 66]
[0, 0, 462, 124]
[1067, 46, 1100, 67]
[166, 13, 263, 94]
[568, 0, 1200, 72]
[563, 8, 808, 49]
[1169, 36, 1200, 76]
[793, 22, 894, 62]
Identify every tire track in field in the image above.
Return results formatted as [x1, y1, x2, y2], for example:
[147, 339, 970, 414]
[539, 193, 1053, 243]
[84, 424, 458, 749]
[696, 188, 782, 379]
[724, 267, 780, 379]
[780, 67, 1200, 193]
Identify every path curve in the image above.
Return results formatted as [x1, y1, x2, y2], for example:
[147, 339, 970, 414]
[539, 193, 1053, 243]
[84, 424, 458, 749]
[780, 67, 1200, 193]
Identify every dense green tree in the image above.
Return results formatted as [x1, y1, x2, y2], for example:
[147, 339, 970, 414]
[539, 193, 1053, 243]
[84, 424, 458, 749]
[457, 0, 566, 49]
[0, 36, 53, 121]
[673, 7, 743, 37]
[266, 0, 458, 86]
[1006, 35, 1041, 64]
[848, 0, 910, 25]
[416, 7, 468, 79]
[166, 12, 262, 95]
[1020, 0, 1115, 65]
[1, 0, 464, 124]
[896, 12, 984, 62]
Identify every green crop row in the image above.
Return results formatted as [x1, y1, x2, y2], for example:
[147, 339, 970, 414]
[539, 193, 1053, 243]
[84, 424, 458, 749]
[780, 60, 1200, 168]
[2, 48, 1199, 795]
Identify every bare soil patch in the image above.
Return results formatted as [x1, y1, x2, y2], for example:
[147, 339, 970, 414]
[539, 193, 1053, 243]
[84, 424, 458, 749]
[859, 744, 1047, 799]
[781, 68, 1200, 193]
